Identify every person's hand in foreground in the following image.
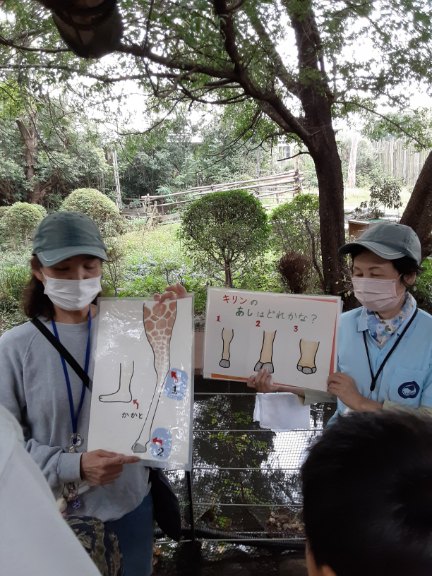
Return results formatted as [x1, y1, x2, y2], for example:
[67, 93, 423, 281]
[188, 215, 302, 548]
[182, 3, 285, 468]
[247, 367, 305, 397]
[81, 450, 140, 485]
[327, 372, 382, 411]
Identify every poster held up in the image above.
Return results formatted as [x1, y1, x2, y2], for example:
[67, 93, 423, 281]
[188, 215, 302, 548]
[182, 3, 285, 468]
[88, 297, 194, 471]
[204, 288, 341, 392]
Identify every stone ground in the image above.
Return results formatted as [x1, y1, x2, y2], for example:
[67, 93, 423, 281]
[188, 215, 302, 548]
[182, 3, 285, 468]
[153, 542, 307, 576]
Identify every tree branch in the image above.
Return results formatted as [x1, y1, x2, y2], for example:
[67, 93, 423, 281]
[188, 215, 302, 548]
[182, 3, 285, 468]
[337, 99, 428, 148]
[278, 150, 311, 162]
[0, 35, 69, 54]
[247, 9, 301, 98]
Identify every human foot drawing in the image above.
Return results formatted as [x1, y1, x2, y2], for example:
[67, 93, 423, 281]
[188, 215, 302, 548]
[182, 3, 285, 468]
[132, 300, 177, 453]
[99, 361, 134, 403]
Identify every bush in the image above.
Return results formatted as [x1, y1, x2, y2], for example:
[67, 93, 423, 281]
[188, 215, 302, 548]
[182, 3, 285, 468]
[271, 193, 320, 254]
[0, 251, 30, 334]
[278, 251, 312, 293]
[0, 202, 46, 248]
[236, 253, 283, 294]
[271, 194, 324, 291]
[414, 258, 432, 315]
[180, 189, 270, 287]
[0, 263, 31, 307]
[61, 188, 126, 237]
[353, 176, 403, 219]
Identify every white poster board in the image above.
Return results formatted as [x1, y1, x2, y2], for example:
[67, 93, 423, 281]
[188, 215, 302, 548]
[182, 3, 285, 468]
[88, 297, 194, 470]
[204, 288, 341, 392]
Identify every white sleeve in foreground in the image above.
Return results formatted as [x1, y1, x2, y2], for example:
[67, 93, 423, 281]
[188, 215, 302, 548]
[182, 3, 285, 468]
[0, 441, 101, 576]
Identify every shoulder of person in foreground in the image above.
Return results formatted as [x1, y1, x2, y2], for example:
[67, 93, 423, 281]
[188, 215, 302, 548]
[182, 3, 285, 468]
[0, 404, 101, 576]
[301, 410, 432, 576]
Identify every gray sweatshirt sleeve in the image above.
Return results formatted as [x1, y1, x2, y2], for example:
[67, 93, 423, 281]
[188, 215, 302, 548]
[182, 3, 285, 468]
[0, 325, 82, 491]
[24, 439, 82, 488]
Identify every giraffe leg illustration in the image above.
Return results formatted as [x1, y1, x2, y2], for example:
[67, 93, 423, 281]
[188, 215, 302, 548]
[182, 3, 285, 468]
[254, 330, 276, 373]
[219, 327, 234, 368]
[99, 361, 134, 403]
[132, 300, 177, 453]
[297, 339, 320, 374]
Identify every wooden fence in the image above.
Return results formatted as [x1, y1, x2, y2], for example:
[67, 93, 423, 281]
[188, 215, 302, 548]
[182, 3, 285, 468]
[373, 139, 429, 187]
[122, 170, 302, 224]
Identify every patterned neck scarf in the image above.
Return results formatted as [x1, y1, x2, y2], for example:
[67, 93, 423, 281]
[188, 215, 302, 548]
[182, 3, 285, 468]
[366, 292, 416, 348]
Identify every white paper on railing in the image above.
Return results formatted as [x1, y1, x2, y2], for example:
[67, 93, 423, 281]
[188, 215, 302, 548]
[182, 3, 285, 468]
[204, 288, 341, 392]
[253, 393, 310, 431]
[88, 297, 194, 471]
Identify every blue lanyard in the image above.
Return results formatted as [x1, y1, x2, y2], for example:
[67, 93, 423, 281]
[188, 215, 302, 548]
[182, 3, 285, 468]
[51, 312, 92, 440]
[363, 307, 418, 392]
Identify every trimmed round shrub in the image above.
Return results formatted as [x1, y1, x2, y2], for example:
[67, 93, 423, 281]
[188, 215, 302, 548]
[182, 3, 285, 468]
[180, 189, 270, 287]
[270, 193, 320, 255]
[61, 188, 125, 237]
[1, 202, 46, 246]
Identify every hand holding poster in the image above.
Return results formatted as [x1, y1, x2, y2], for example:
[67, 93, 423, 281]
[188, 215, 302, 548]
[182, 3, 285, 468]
[88, 297, 194, 470]
[204, 288, 341, 392]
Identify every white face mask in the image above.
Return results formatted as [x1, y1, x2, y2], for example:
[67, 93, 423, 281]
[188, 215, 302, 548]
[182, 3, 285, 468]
[43, 275, 102, 311]
[352, 277, 405, 313]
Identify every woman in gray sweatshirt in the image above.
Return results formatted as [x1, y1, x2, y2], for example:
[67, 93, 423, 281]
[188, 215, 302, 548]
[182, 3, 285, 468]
[0, 211, 184, 576]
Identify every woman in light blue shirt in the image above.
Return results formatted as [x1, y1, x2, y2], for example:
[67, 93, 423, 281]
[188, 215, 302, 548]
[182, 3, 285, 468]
[249, 222, 432, 418]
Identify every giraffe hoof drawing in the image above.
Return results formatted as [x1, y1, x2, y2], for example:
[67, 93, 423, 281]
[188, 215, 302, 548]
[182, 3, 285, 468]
[131, 442, 147, 453]
[297, 364, 317, 375]
[219, 359, 230, 368]
[255, 361, 274, 373]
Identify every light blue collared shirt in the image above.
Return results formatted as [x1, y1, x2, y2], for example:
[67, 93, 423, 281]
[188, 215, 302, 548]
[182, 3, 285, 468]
[335, 302, 432, 417]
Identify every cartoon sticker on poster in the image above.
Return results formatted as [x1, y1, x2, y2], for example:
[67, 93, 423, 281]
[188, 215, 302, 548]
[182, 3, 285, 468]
[88, 297, 194, 470]
[204, 288, 341, 392]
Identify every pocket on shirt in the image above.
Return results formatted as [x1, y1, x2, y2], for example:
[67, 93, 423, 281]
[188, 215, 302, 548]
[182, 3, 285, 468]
[388, 367, 427, 406]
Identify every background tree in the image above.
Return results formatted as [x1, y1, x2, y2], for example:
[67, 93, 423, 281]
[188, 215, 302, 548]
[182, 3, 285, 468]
[0, 81, 113, 207]
[2, 1, 432, 290]
[118, 110, 276, 201]
[180, 189, 270, 288]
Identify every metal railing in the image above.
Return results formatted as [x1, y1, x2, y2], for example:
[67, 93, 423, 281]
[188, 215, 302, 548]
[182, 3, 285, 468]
[162, 379, 334, 549]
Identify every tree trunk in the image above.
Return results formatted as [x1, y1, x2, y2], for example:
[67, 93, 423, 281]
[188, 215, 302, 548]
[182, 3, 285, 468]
[16, 116, 43, 204]
[224, 260, 233, 288]
[347, 133, 360, 189]
[400, 150, 432, 256]
[288, 4, 347, 295]
[304, 219, 326, 292]
[311, 139, 347, 294]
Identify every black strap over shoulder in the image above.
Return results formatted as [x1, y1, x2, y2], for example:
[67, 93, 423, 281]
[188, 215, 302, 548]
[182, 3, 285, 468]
[31, 317, 91, 390]
[363, 307, 419, 392]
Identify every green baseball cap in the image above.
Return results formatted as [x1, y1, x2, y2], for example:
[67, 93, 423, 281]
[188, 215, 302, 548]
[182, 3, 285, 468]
[33, 212, 108, 266]
[340, 222, 421, 265]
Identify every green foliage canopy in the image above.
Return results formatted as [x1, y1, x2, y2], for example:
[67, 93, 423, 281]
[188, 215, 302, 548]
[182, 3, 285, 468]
[3, 1, 432, 291]
[180, 189, 270, 287]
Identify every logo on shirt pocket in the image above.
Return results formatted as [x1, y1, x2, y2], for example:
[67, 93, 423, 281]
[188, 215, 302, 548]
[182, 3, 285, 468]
[398, 381, 420, 399]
